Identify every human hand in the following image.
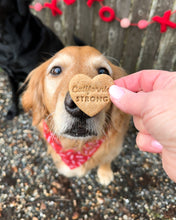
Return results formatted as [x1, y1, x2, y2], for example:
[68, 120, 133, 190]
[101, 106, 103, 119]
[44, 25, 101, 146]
[109, 70, 176, 182]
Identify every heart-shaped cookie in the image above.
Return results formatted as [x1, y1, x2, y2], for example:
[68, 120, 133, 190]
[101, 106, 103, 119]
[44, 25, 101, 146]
[69, 74, 114, 117]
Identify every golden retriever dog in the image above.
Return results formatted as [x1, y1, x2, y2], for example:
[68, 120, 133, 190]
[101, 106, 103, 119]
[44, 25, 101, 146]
[22, 46, 130, 185]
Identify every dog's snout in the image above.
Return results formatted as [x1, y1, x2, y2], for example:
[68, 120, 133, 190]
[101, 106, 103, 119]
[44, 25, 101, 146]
[64, 92, 90, 119]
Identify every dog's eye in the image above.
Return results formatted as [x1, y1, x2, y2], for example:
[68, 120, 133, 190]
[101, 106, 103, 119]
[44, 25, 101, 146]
[98, 67, 109, 75]
[50, 66, 62, 76]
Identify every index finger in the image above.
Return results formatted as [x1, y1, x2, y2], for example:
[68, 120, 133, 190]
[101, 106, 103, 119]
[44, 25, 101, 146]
[114, 70, 171, 92]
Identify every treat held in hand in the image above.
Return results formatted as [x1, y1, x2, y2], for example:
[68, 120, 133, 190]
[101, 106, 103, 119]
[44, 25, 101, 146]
[69, 74, 114, 117]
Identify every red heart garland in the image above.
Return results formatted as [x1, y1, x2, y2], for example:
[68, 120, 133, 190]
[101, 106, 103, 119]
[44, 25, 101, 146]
[30, 0, 176, 33]
[44, 0, 62, 16]
[64, 0, 76, 5]
[87, 0, 104, 8]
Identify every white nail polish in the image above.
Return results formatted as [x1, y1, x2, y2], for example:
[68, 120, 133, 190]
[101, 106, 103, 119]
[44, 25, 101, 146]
[109, 85, 124, 99]
[151, 140, 163, 152]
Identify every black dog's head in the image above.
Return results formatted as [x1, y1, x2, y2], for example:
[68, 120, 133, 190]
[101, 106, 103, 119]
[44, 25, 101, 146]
[0, 0, 33, 17]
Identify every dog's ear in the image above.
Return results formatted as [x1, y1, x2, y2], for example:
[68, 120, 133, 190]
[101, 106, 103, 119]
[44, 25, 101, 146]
[22, 61, 48, 125]
[111, 104, 130, 133]
[73, 35, 87, 46]
[110, 63, 127, 80]
[16, 0, 31, 16]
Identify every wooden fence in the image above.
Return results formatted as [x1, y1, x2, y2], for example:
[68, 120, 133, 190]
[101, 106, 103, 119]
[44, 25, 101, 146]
[32, 0, 176, 74]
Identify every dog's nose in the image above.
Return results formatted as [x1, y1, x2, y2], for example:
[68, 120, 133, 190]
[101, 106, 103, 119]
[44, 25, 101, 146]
[64, 92, 90, 118]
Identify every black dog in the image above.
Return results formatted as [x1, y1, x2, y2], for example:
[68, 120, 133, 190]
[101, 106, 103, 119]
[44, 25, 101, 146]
[0, 0, 64, 119]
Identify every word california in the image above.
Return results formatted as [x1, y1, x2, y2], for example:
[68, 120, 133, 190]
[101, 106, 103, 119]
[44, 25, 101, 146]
[72, 85, 109, 103]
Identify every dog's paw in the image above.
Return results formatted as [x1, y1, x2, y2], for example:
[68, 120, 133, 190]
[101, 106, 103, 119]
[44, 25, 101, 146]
[6, 108, 19, 120]
[6, 104, 19, 120]
[97, 165, 114, 186]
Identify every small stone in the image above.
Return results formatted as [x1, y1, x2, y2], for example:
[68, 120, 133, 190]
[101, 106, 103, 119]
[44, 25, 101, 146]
[72, 212, 79, 219]
[52, 187, 58, 194]
[40, 202, 46, 210]
[51, 181, 61, 189]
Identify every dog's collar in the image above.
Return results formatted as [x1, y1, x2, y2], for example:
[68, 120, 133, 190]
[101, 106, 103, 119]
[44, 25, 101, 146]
[43, 121, 105, 169]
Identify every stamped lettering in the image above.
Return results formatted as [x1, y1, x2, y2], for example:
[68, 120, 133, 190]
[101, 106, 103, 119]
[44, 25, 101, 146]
[69, 74, 114, 117]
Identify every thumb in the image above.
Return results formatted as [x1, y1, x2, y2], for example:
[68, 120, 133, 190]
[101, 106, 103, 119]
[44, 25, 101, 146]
[109, 85, 148, 116]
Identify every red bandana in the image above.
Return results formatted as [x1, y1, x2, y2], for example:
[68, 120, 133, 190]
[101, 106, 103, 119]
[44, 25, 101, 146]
[43, 121, 105, 169]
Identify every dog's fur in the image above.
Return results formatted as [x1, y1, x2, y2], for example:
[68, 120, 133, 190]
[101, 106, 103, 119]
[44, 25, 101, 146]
[22, 46, 130, 185]
[0, 0, 64, 119]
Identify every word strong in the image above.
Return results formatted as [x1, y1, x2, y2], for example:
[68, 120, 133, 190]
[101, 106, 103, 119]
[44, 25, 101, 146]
[69, 74, 114, 117]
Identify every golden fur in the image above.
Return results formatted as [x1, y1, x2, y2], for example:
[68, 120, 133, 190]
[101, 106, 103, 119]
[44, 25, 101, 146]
[22, 46, 130, 185]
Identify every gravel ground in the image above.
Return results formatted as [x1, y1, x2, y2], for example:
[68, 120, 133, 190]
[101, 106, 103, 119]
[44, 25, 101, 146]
[0, 70, 176, 220]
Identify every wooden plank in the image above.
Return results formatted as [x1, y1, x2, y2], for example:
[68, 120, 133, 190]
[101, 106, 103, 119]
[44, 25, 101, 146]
[107, 0, 131, 64]
[91, 3, 111, 54]
[154, 0, 176, 70]
[120, 0, 153, 74]
[74, 0, 94, 45]
[137, 0, 175, 71]
[59, 1, 78, 45]
[155, 30, 176, 70]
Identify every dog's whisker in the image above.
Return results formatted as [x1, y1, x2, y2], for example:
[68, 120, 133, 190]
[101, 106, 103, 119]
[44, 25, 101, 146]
[105, 56, 121, 66]
[102, 128, 107, 136]
[45, 112, 55, 123]
[45, 112, 59, 140]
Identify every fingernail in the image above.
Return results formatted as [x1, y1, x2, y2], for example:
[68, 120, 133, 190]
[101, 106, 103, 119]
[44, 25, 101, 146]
[151, 140, 163, 152]
[109, 85, 124, 100]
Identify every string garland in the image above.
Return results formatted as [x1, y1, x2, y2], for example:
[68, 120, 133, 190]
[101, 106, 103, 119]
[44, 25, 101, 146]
[30, 0, 176, 33]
